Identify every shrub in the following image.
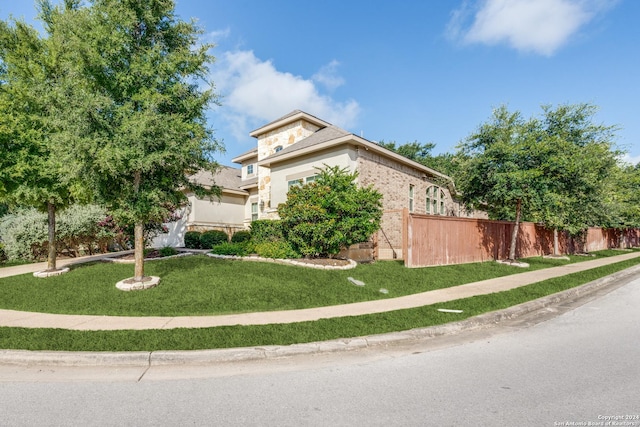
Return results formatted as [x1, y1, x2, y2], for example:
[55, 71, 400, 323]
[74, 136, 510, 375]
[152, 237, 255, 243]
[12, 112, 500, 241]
[200, 230, 229, 249]
[211, 242, 248, 256]
[159, 246, 178, 257]
[0, 242, 6, 262]
[184, 231, 202, 249]
[231, 230, 251, 243]
[0, 205, 115, 260]
[249, 220, 284, 243]
[252, 241, 300, 259]
[278, 165, 382, 257]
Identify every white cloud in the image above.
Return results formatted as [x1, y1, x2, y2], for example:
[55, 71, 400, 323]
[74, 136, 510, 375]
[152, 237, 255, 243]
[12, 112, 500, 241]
[312, 60, 345, 91]
[621, 153, 640, 166]
[211, 50, 359, 140]
[447, 0, 613, 56]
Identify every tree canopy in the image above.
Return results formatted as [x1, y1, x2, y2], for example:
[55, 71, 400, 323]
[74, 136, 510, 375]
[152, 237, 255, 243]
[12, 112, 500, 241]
[39, 0, 223, 281]
[0, 13, 83, 271]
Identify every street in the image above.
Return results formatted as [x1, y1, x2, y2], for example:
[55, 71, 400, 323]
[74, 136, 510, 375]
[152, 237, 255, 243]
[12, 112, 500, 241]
[1, 275, 639, 426]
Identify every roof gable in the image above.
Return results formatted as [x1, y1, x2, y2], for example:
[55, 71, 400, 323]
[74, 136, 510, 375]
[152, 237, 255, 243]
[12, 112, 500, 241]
[249, 110, 332, 138]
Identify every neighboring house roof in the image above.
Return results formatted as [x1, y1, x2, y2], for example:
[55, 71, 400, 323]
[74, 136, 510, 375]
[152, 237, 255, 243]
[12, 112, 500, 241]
[189, 166, 248, 195]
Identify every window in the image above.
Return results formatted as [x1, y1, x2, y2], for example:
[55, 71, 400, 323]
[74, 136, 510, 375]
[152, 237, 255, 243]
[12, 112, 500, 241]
[274, 145, 283, 153]
[288, 178, 303, 189]
[287, 175, 317, 189]
[251, 202, 258, 221]
[426, 185, 447, 215]
[246, 164, 254, 175]
[409, 185, 415, 212]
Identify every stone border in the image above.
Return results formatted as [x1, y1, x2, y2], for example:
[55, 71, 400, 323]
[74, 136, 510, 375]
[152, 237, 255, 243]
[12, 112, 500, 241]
[206, 253, 357, 270]
[104, 252, 194, 264]
[115, 276, 161, 291]
[33, 268, 70, 278]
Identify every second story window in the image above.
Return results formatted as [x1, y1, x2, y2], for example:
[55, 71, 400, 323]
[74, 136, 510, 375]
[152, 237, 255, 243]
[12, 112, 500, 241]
[274, 145, 283, 153]
[247, 164, 254, 175]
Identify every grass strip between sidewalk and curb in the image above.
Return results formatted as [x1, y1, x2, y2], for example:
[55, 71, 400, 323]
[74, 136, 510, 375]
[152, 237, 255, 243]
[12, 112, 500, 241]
[1, 256, 639, 352]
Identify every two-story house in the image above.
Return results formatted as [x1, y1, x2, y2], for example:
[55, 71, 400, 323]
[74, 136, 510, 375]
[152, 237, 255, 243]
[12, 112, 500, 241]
[154, 110, 484, 260]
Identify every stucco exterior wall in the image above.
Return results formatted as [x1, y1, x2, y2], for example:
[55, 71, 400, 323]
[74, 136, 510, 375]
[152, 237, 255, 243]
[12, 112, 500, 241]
[267, 147, 358, 213]
[187, 192, 245, 230]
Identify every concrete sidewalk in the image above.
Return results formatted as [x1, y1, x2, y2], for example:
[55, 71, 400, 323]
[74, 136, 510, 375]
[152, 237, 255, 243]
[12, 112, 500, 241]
[2, 251, 639, 331]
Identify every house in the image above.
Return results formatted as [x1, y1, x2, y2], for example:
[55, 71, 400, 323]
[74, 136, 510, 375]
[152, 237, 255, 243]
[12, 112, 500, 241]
[154, 110, 485, 259]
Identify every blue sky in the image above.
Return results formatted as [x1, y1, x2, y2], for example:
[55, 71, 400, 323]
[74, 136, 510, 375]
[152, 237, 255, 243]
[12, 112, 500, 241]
[2, 0, 639, 167]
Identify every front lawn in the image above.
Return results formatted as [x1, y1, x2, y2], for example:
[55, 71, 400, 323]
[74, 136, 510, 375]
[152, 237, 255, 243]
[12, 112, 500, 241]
[1, 256, 639, 351]
[0, 250, 636, 316]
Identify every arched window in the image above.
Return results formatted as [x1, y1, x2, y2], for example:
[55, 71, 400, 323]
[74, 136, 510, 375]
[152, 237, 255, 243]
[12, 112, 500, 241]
[274, 145, 283, 153]
[426, 185, 447, 215]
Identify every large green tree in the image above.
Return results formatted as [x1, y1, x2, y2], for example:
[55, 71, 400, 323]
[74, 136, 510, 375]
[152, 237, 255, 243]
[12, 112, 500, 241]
[534, 104, 619, 253]
[0, 14, 79, 271]
[43, 0, 222, 283]
[456, 106, 546, 260]
[377, 140, 459, 177]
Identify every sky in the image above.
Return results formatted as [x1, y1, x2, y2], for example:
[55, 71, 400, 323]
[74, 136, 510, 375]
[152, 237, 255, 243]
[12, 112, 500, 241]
[2, 0, 639, 167]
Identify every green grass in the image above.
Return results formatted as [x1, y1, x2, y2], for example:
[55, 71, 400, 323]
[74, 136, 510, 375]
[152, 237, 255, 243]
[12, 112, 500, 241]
[0, 250, 635, 316]
[1, 256, 638, 351]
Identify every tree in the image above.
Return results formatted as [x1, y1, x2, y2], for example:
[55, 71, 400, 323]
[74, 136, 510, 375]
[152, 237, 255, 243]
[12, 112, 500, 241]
[377, 140, 459, 177]
[0, 13, 79, 272]
[43, 0, 222, 283]
[278, 165, 383, 257]
[456, 106, 545, 260]
[534, 104, 619, 253]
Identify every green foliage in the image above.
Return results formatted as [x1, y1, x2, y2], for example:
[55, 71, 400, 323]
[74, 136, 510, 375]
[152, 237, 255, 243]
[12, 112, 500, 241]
[184, 231, 202, 249]
[210, 242, 249, 256]
[200, 230, 228, 249]
[251, 241, 300, 259]
[33, 0, 224, 278]
[0, 242, 6, 262]
[378, 140, 459, 177]
[159, 246, 178, 257]
[249, 220, 284, 243]
[0, 205, 111, 260]
[278, 165, 383, 257]
[231, 230, 251, 243]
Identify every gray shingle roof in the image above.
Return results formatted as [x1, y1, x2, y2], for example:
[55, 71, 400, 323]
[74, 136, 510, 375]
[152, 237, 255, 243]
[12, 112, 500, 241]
[189, 166, 244, 191]
[264, 125, 351, 161]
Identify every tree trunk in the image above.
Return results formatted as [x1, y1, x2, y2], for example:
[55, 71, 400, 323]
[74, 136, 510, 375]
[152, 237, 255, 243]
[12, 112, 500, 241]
[508, 199, 522, 261]
[553, 228, 559, 256]
[47, 201, 57, 271]
[133, 221, 145, 281]
[132, 169, 146, 281]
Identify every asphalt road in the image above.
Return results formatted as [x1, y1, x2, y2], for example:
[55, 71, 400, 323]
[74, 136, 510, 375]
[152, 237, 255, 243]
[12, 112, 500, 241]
[1, 276, 639, 426]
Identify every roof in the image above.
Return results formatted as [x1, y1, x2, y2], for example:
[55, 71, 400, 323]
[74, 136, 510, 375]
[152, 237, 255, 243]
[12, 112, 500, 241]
[189, 166, 246, 194]
[249, 110, 332, 138]
[257, 119, 453, 183]
[263, 125, 351, 161]
[231, 147, 258, 164]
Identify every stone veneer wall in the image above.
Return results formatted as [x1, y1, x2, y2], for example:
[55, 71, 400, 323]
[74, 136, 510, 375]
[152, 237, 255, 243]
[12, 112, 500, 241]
[257, 119, 321, 219]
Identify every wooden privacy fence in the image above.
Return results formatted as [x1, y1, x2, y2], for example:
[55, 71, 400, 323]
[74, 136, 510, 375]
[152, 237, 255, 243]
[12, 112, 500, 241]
[401, 209, 640, 268]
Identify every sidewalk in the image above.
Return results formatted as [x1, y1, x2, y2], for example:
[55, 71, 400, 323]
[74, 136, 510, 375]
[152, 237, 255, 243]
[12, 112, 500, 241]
[1, 251, 639, 331]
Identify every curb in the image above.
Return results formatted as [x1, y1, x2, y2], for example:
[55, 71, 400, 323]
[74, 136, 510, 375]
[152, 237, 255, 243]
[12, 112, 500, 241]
[1, 264, 639, 368]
